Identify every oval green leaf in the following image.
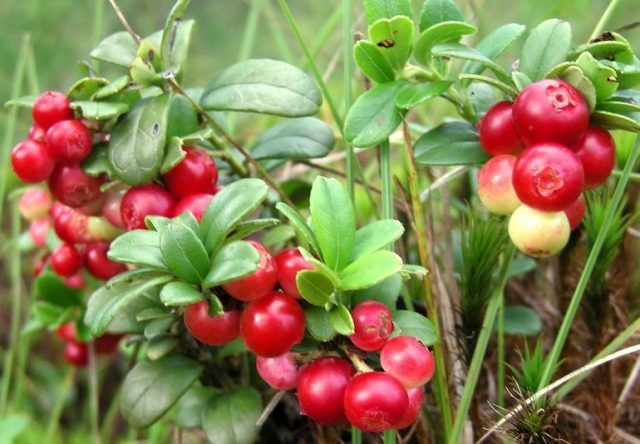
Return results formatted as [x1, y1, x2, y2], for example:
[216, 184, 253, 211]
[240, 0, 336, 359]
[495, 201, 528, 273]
[202, 241, 260, 288]
[368, 16, 414, 71]
[396, 81, 453, 109]
[414, 121, 489, 165]
[414, 21, 477, 67]
[338, 250, 402, 291]
[202, 388, 263, 444]
[305, 306, 337, 341]
[296, 270, 336, 306]
[159, 222, 210, 285]
[354, 40, 396, 83]
[328, 304, 355, 336]
[159, 281, 205, 306]
[419, 0, 464, 32]
[520, 19, 572, 81]
[392, 310, 437, 345]
[351, 219, 404, 260]
[108, 230, 169, 270]
[251, 117, 335, 160]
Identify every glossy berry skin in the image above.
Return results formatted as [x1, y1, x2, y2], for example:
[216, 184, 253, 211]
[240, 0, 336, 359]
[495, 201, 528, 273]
[46, 120, 92, 161]
[19, 188, 52, 220]
[50, 243, 83, 278]
[343, 372, 409, 432]
[513, 79, 590, 147]
[163, 147, 218, 198]
[11, 139, 55, 183]
[240, 291, 305, 357]
[222, 241, 278, 301]
[256, 352, 300, 390]
[349, 301, 394, 352]
[95, 333, 124, 354]
[508, 205, 570, 257]
[273, 248, 312, 298]
[56, 322, 77, 342]
[478, 102, 523, 155]
[564, 194, 586, 231]
[184, 300, 240, 346]
[173, 193, 214, 222]
[120, 184, 176, 230]
[63, 341, 88, 367]
[48, 163, 102, 208]
[380, 336, 435, 388]
[32, 91, 73, 130]
[573, 126, 616, 189]
[477, 155, 521, 215]
[512, 143, 584, 212]
[395, 387, 424, 429]
[296, 357, 355, 425]
[29, 219, 50, 248]
[28, 125, 46, 143]
[84, 242, 127, 280]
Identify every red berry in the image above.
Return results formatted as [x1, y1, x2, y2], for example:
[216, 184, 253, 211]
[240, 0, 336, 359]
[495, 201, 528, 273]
[63, 341, 88, 367]
[120, 184, 176, 230]
[163, 147, 218, 198]
[184, 300, 240, 346]
[46, 120, 93, 162]
[508, 205, 570, 257]
[296, 357, 355, 425]
[51, 203, 90, 244]
[84, 242, 126, 280]
[478, 101, 523, 155]
[240, 291, 305, 357]
[512, 143, 584, 212]
[349, 301, 394, 352]
[343, 372, 409, 432]
[50, 243, 83, 277]
[572, 126, 616, 189]
[28, 125, 46, 143]
[19, 188, 52, 221]
[173, 193, 214, 222]
[513, 79, 589, 147]
[95, 333, 124, 354]
[222, 241, 278, 302]
[64, 273, 85, 289]
[477, 155, 521, 215]
[11, 139, 55, 183]
[48, 163, 102, 208]
[273, 248, 312, 298]
[29, 219, 50, 248]
[56, 322, 77, 342]
[32, 91, 73, 130]
[101, 189, 126, 228]
[564, 194, 586, 231]
[380, 336, 435, 388]
[256, 352, 300, 390]
[395, 387, 424, 429]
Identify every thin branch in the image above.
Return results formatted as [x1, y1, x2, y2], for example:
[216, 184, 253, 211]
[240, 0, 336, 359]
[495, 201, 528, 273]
[616, 352, 640, 408]
[256, 391, 286, 427]
[615, 21, 640, 33]
[107, 0, 141, 44]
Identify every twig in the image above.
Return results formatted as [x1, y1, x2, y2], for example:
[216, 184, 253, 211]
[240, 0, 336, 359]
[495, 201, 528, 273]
[616, 21, 640, 33]
[107, 0, 141, 44]
[256, 391, 286, 427]
[616, 353, 640, 409]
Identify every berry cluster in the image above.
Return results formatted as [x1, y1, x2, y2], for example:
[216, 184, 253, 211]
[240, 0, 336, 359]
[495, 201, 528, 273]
[477, 79, 616, 257]
[56, 322, 122, 367]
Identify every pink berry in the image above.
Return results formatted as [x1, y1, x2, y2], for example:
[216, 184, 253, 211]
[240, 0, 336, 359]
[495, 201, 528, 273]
[19, 188, 52, 220]
[380, 336, 435, 388]
[477, 154, 521, 215]
[256, 352, 300, 390]
[395, 387, 424, 429]
[564, 194, 586, 231]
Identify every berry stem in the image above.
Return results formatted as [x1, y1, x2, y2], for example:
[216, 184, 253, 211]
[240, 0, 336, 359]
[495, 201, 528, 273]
[590, 0, 624, 40]
[107, 0, 141, 44]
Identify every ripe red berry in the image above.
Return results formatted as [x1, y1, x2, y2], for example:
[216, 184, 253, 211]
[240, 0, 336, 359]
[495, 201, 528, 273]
[222, 241, 278, 302]
[84, 242, 127, 280]
[273, 248, 312, 298]
[45, 120, 93, 162]
[240, 291, 305, 357]
[48, 163, 102, 208]
[32, 91, 73, 130]
[51, 203, 91, 244]
[508, 205, 570, 257]
[564, 194, 586, 231]
[512, 143, 584, 212]
[513, 79, 589, 146]
[343, 372, 409, 432]
[19, 188, 52, 221]
[102, 189, 126, 228]
[11, 139, 55, 183]
[173, 193, 214, 222]
[64, 273, 85, 289]
[29, 219, 50, 248]
[50, 243, 83, 278]
[478, 101, 523, 155]
[163, 147, 219, 198]
[349, 301, 394, 352]
[63, 341, 88, 367]
[120, 184, 176, 231]
[28, 125, 46, 143]
[572, 126, 616, 189]
[380, 336, 435, 388]
[56, 322, 77, 342]
[395, 387, 424, 429]
[95, 333, 124, 355]
[477, 154, 521, 215]
[184, 300, 240, 346]
[256, 352, 300, 390]
[296, 357, 355, 425]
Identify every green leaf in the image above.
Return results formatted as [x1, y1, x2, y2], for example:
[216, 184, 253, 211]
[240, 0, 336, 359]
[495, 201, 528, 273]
[296, 270, 336, 306]
[109, 93, 170, 185]
[159, 222, 210, 285]
[400, 264, 428, 277]
[160, 0, 194, 73]
[251, 117, 334, 160]
[144, 317, 174, 339]
[67, 77, 109, 101]
[35, 271, 83, 308]
[93, 75, 131, 99]
[82, 144, 116, 177]
[160, 137, 187, 174]
[159, 281, 204, 306]
[0, 414, 29, 444]
[414, 121, 489, 165]
[368, 16, 414, 71]
[419, 0, 463, 32]
[575, 52, 618, 101]
[520, 19, 572, 81]
[338, 251, 402, 291]
[351, 220, 404, 260]
[121, 355, 203, 429]
[395, 81, 453, 109]
[344, 81, 406, 147]
[458, 74, 517, 97]
[166, 94, 199, 139]
[598, 100, 640, 114]
[227, 218, 281, 243]
[90, 31, 138, 67]
[328, 304, 355, 336]
[275, 203, 321, 256]
[310, 176, 355, 271]
[512, 71, 532, 90]
[305, 306, 337, 341]
[137, 307, 171, 321]
[351, 274, 402, 308]
[32, 301, 73, 327]
[71, 101, 129, 120]
[591, 109, 640, 132]
[501, 305, 542, 336]
[199, 179, 269, 255]
[147, 337, 179, 360]
[506, 257, 536, 278]
[393, 310, 437, 345]
[4, 95, 36, 109]
[363, 0, 413, 23]
[461, 23, 526, 77]
[431, 43, 511, 83]
[558, 66, 597, 111]
[570, 36, 630, 60]
[201, 59, 321, 117]
[201, 387, 262, 444]
[354, 40, 396, 83]
[175, 386, 219, 429]
[414, 21, 477, 67]
[203, 241, 260, 288]
[108, 230, 169, 270]
[107, 289, 165, 335]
